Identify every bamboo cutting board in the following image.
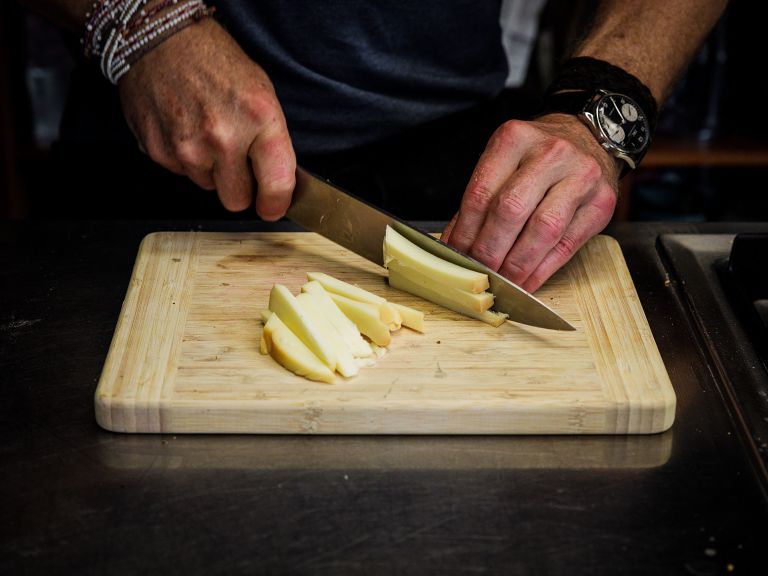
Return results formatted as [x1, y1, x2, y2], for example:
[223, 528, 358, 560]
[95, 232, 675, 435]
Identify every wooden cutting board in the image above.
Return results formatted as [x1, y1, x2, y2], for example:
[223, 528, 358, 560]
[95, 232, 675, 435]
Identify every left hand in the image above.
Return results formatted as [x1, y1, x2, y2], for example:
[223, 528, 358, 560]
[441, 114, 621, 293]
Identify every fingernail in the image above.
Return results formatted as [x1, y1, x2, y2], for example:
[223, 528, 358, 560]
[259, 210, 283, 222]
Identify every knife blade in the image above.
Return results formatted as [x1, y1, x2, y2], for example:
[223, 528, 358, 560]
[286, 167, 575, 331]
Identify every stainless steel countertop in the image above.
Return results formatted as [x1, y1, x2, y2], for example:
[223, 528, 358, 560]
[2, 220, 767, 574]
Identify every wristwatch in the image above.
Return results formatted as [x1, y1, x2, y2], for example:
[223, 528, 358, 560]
[540, 89, 652, 172]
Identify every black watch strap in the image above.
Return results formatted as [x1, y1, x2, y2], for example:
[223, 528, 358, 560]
[535, 90, 592, 117]
[538, 57, 659, 132]
[536, 89, 649, 178]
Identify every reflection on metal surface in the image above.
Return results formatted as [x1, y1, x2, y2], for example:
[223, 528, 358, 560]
[660, 233, 768, 493]
[96, 433, 674, 472]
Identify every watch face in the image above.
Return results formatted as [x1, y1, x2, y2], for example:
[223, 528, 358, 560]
[595, 93, 650, 154]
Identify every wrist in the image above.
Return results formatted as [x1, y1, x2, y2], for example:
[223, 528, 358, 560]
[535, 59, 656, 177]
[81, 0, 216, 85]
[535, 113, 623, 184]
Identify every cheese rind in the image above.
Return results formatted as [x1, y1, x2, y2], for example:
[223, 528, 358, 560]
[386, 259, 494, 313]
[383, 226, 490, 293]
[261, 313, 335, 383]
[388, 270, 508, 327]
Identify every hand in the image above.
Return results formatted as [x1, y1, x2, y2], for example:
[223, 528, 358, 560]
[118, 18, 296, 219]
[441, 114, 621, 292]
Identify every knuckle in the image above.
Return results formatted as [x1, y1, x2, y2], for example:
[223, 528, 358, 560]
[259, 172, 295, 197]
[500, 258, 527, 279]
[533, 209, 566, 242]
[523, 271, 547, 293]
[462, 182, 496, 214]
[242, 91, 279, 124]
[594, 184, 619, 215]
[554, 233, 579, 259]
[469, 241, 501, 270]
[144, 140, 179, 173]
[494, 193, 528, 223]
[493, 119, 525, 147]
[251, 151, 296, 195]
[580, 156, 603, 184]
[172, 139, 204, 168]
[255, 132, 292, 162]
[143, 137, 165, 164]
[270, 172, 296, 194]
[202, 118, 236, 152]
[448, 229, 475, 251]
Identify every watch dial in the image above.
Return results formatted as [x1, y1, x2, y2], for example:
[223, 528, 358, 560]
[596, 94, 649, 153]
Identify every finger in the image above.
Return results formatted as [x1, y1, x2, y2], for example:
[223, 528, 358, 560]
[248, 119, 296, 221]
[446, 121, 528, 253]
[441, 212, 458, 243]
[465, 145, 572, 271]
[182, 165, 216, 191]
[141, 129, 186, 176]
[519, 187, 617, 293]
[497, 175, 589, 286]
[171, 139, 216, 190]
[213, 150, 254, 211]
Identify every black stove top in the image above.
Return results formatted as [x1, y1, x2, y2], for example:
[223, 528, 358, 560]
[660, 233, 768, 493]
[720, 233, 768, 370]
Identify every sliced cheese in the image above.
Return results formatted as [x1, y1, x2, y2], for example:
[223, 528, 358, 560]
[299, 282, 373, 358]
[306, 271, 400, 327]
[295, 292, 359, 378]
[261, 313, 335, 383]
[390, 301, 425, 333]
[325, 292, 391, 347]
[384, 304, 402, 331]
[268, 283, 337, 369]
[388, 269, 508, 327]
[383, 225, 489, 293]
[370, 343, 388, 358]
[387, 259, 494, 313]
[307, 271, 386, 304]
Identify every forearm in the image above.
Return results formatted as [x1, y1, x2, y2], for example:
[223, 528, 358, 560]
[574, 0, 728, 102]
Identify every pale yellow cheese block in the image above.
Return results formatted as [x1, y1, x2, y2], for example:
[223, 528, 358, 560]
[94, 232, 675, 435]
[261, 313, 334, 384]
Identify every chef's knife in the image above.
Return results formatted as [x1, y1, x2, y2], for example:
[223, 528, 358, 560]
[286, 167, 575, 331]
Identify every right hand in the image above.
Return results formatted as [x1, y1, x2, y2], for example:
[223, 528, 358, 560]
[118, 18, 296, 219]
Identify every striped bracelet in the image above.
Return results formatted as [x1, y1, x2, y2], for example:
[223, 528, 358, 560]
[82, 0, 216, 85]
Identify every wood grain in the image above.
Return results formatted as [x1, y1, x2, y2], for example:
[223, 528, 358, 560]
[95, 232, 675, 434]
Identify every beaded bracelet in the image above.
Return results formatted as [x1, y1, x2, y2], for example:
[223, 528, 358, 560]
[82, 0, 216, 85]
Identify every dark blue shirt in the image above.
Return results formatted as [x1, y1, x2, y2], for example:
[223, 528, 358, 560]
[218, 1, 507, 155]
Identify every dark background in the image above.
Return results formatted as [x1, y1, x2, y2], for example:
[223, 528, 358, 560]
[1, 0, 767, 222]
